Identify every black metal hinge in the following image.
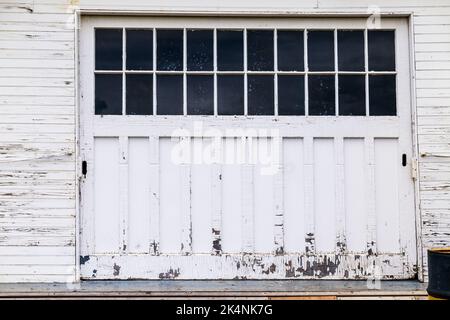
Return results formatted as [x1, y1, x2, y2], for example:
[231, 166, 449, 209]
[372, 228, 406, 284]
[82, 160, 87, 177]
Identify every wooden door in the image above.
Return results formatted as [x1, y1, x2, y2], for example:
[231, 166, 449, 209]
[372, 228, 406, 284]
[79, 16, 417, 279]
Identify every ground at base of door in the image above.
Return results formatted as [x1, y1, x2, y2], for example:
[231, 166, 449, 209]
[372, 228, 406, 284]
[0, 280, 427, 299]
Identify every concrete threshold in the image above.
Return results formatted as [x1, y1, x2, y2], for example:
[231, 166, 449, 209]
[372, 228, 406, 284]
[0, 280, 427, 299]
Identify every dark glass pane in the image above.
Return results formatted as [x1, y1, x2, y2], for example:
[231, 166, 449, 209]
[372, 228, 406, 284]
[278, 75, 305, 115]
[308, 75, 335, 115]
[308, 31, 334, 71]
[247, 30, 274, 71]
[218, 75, 244, 115]
[277, 31, 304, 71]
[126, 74, 153, 115]
[368, 31, 395, 71]
[156, 75, 183, 115]
[95, 29, 122, 70]
[369, 75, 396, 115]
[338, 31, 364, 71]
[217, 30, 243, 71]
[157, 29, 183, 71]
[126, 29, 153, 70]
[187, 30, 213, 71]
[248, 75, 274, 115]
[187, 75, 214, 115]
[95, 74, 122, 115]
[339, 75, 365, 116]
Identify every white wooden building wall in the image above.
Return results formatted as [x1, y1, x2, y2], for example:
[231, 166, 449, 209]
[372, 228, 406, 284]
[0, 0, 77, 282]
[0, 0, 449, 282]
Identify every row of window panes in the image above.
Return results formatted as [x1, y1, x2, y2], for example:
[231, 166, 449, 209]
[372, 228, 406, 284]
[95, 28, 396, 72]
[95, 74, 396, 116]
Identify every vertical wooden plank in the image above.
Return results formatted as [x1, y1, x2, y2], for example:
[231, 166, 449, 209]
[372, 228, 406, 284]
[119, 136, 128, 252]
[283, 138, 305, 253]
[180, 136, 192, 255]
[303, 136, 315, 255]
[148, 136, 160, 255]
[254, 137, 274, 253]
[221, 137, 242, 253]
[191, 137, 212, 254]
[273, 136, 284, 255]
[79, 13, 92, 278]
[211, 157, 222, 255]
[399, 19, 418, 276]
[334, 137, 346, 254]
[374, 138, 400, 253]
[344, 138, 367, 252]
[80, 130, 94, 256]
[159, 138, 182, 254]
[128, 137, 150, 254]
[94, 138, 120, 253]
[314, 138, 336, 253]
[242, 138, 254, 253]
[208, 131, 223, 255]
[398, 141, 417, 273]
[365, 137, 377, 256]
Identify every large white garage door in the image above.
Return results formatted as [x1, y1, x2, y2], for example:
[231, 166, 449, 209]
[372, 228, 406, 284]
[79, 16, 417, 279]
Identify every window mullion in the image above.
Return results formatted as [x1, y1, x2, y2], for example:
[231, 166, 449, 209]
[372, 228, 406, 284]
[122, 28, 126, 116]
[364, 28, 369, 116]
[213, 28, 218, 116]
[274, 29, 278, 116]
[304, 29, 309, 116]
[102, 26, 381, 118]
[153, 28, 157, 115]
[244, 28, 248, 116]
[334, 28, 339, 116]
[183, 28, 187, 116]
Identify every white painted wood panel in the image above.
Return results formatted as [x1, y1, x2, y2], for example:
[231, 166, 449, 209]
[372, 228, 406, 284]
[253, 138, 275, 254]
[191, 138, 213, 253]
[282, 138, 305, 253]
[221, 138, 243, 253]
[81, 253, 412, 279]
[128, 137, 151, 253]
[313, 138, 336, 253]
[374, 139, 400, 253]
[76, 0, 450, 12]
[93, 138, 120, 253]
[344, 138, 367, 252]
[148, 136, 160, 255]
[159, 138, 183, 254]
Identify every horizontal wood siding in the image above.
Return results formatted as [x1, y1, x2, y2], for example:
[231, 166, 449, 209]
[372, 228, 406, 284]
[1, 0, 449, 281]
[0, 0, 76, 283]
[412, 10, 450, 280]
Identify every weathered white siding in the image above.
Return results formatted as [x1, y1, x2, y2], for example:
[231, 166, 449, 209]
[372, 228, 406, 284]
[0, 0, 449, 282]
[0, 0, 76, 282]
